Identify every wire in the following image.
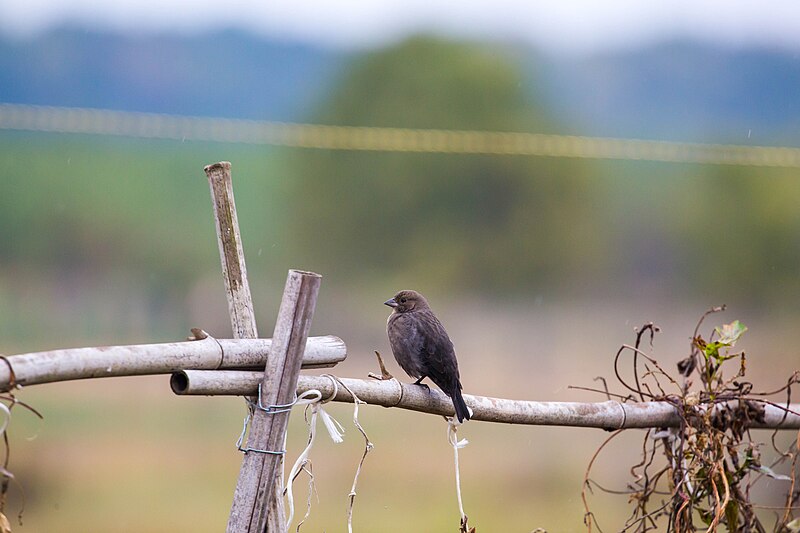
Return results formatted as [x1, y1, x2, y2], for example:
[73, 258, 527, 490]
[1, 103, 799, 167]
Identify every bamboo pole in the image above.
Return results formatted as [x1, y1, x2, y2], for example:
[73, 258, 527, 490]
[0, 335, 346, 393]
[172, 371, 800, 430]
[227, 270, 321, 532]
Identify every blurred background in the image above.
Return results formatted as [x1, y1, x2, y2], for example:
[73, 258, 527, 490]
[1, 1, 799, 531]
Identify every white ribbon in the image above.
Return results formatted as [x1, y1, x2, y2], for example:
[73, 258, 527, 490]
[447, 417, 469, 520]
[285, 382, 344, 530]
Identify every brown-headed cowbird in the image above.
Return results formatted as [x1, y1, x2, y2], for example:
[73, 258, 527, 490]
[385, 290, 471, 422]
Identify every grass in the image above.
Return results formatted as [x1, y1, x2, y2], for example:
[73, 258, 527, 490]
[6, 377, 624, 532]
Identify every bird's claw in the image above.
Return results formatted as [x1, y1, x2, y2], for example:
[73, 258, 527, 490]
[412, 376, 430, 392]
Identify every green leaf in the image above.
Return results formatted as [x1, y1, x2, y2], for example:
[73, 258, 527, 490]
[786, 517, 800, 532]
[715, 320, 747, 346]
[725, 500, 739, 532]
[737, 447, 756, 473]
[704, 341, 723, 359]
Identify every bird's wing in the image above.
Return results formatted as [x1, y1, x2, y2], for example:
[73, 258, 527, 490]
[416, 311, 460, 390]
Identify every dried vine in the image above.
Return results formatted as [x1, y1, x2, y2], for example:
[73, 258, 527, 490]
[582, 307, 800, 532]
[0, 368, 43, 530]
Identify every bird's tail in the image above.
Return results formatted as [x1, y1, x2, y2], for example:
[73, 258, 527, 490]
[452, 385, 472, 423]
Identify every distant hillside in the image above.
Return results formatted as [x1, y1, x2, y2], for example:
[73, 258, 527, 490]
[0, 28, 344, 121]
[542, 41, 800, 144]
[1, 28, 798, 144]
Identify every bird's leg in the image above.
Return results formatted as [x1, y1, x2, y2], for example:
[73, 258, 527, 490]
[413, 376, 431, 392]
[368, 350, 395, 380]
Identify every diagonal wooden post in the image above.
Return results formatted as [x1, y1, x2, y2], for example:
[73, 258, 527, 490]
[229, 269, 321, 532]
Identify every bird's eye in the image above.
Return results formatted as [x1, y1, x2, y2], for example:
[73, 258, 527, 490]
[400, 297, 407, 304]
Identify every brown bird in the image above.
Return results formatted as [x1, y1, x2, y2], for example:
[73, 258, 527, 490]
[385, 290, 471, 422]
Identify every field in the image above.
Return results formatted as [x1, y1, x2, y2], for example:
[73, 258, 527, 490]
[1, 132, 798, 531]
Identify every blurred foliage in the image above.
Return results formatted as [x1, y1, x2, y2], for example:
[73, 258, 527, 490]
[287, 37, 610, 293]
[0, 135, 267, 277]
[673, 165, 800, 305]
[285, 36, 800, 304]
[0, 133, 294, 346]
[0, 36, 798, 335]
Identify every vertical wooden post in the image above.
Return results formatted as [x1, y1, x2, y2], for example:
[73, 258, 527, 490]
[228, 269, 321, 532]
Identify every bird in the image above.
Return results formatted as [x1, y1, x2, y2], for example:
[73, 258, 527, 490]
[384, 290, 471, 423]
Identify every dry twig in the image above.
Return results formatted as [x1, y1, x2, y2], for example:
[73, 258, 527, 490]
[581, 307, 800, 532]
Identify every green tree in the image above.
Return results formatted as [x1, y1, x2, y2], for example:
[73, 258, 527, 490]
[286, 36, 608, 294]
[674, 165, 800, 305]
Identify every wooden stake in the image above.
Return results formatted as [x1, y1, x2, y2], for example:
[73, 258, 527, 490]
[204, 161, 258, 339]
[227, 269, 321, 532]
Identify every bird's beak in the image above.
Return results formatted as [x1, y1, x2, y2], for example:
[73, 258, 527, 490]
[384, 298, 398, 308]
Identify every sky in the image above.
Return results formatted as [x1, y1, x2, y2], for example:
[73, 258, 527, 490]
[2, 0, 800, 54]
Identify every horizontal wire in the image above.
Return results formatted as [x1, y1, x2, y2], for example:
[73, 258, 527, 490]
[1, 103, 799, 167]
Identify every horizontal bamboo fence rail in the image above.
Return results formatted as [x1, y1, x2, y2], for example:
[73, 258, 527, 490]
[0, 334, 345, 392]
[171, 370, 800, 430]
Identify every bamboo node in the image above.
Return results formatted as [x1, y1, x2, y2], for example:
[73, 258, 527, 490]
[0, 356, 16, 389]
[616, 401, 627, 430]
